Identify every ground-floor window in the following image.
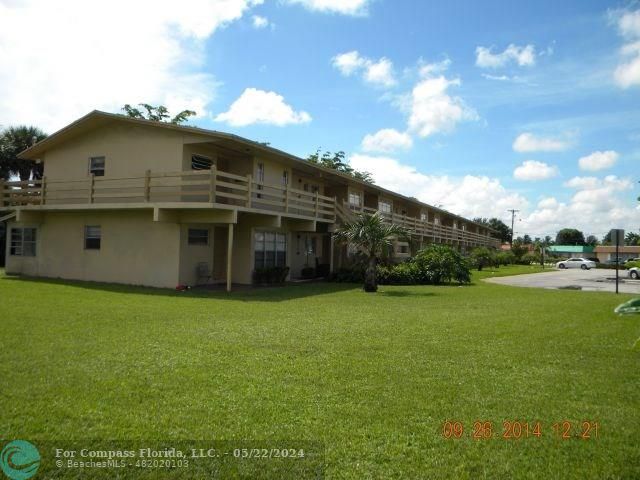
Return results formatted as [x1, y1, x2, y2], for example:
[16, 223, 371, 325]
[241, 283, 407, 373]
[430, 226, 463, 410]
[84, 225, 101, 250]
[254, 232, 286, 269]
[188, 228, 209, 246]
[10, 227, 37, 256]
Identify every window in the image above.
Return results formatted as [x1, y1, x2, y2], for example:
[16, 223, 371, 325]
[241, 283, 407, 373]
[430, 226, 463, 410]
[256, 163, 265, 182]
[10, 228, 36, 256]
[399, 245, 409, 254]
[348, 192, 361, 207]
[254, 232, 286, 269]
[420, 213, 427, 221]
[191, 154, 213, 170]
[378, 200, 392, 214]
[305, 236, 317, 255]
[84, 226, 101, 250]
[188, 228, 209, 246]
[282, 170, 289, 186]
[89, 156, 105, 176]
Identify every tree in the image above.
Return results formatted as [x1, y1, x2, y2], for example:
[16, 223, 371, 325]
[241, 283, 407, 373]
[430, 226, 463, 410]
[585, 235, 599, 246]
[522, 234, 532, 244]
[626, 231, 640, 246]
[473, 217, 511, 243]
[334, 212, 408, 292]
[555, 228, 585, 245]
[0, 126, 48, 181]
[121, 104, 196, 124]
[307, 149, 374, 183]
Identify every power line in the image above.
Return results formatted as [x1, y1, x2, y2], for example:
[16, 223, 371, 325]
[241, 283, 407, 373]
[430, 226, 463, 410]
[507, 209, 519, 246]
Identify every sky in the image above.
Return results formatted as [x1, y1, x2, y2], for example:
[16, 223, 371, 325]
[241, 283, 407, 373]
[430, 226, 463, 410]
[0, 0, 639, 239]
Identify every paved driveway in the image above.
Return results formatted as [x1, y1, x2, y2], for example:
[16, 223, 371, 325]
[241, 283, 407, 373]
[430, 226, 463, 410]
[484, 268, 640, 294]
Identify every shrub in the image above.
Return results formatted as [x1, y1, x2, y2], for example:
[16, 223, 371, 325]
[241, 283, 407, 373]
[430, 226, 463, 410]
[626, 261, 640, 269]
[520, 252, 539, 265]
[253, 266, 290, 285]
[496, 251, 516, 266]
[376, 262, 419, 285]
[301, 266, 315, 279]
[315, 263, 331, 278]
[412, 244, 471, 285]
[469, 247, 495, 271]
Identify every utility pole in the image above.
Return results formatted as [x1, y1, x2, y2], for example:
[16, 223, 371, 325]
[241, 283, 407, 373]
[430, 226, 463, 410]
[507, 209, 519, 247]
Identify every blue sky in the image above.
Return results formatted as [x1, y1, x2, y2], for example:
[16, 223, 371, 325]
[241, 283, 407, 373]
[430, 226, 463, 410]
[1, 0, 638, 238]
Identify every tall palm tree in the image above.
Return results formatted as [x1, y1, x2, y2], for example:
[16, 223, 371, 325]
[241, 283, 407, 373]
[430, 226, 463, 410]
[335, 212, 409, 292]
[0, 126, 47, 181]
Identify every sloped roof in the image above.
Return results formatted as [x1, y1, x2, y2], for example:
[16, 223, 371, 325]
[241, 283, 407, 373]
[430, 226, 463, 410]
[17, 110, 497, 233]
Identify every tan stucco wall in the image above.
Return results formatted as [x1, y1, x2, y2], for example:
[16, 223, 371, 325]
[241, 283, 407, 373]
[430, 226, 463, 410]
[5, 210, 180, 288]
[43, 122, 185, 181]
[178, 224, 215, 286]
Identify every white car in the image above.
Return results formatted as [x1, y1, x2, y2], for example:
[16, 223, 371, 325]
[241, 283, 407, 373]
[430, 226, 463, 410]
[556, 257, 597, 270]
[629, 267, 639, 280]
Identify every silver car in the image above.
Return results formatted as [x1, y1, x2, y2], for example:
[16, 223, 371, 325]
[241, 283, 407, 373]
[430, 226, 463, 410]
[556, 257, 597, 270]
[629, 267, 639, 280]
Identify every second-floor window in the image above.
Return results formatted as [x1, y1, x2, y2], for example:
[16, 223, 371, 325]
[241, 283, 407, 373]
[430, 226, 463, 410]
[89, 156, 105, 176]
[378, 201, 391, 214]
[420, 213, 427, 221]
[191, 154, 213, 170]
[348, 192, 361, 207]
[282, 170, 289, 186]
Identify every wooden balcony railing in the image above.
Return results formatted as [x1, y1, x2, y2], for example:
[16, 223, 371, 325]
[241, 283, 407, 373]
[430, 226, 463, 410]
[0, 168, 336, 222]
[344, 203, 500, 248]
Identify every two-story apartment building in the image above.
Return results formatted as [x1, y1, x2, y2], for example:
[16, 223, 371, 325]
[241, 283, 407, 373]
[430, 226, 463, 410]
[0, 111, 499, 290]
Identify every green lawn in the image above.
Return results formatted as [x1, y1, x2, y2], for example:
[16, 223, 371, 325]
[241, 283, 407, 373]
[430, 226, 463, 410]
[1, 267, 639, 479]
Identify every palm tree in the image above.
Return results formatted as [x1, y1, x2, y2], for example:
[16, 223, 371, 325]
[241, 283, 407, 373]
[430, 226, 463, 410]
[335, 212, 409, 292]
[0, 126, 47, 180]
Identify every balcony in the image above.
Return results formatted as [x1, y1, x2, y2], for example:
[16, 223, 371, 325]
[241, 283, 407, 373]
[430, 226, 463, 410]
[337, 203, 500, 248]
[0, 168, 336, 223]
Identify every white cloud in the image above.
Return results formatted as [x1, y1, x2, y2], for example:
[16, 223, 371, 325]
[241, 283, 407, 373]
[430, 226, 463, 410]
[252, 15, 270, 28]
[283, 0, 370, 15]
[512, 132, 573, 152]
[349, 154, 529, 219]
[475, 44, 536, 68]
[332, 51, 396, 87]
[521, 174, 638, 236]
[215, 87, 311, 126]
[513, 160, 559, 181]
[578, 150, 619, 171]
[418, 58, 451, 77]
[361, 128, 413, 153]
[613, 9, 640, 88]
[0, 0, 263, 131]
[349, 153, 640, 238]
[407, 75, 478, 138]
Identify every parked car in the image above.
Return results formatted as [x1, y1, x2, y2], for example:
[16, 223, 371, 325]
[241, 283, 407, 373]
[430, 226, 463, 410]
[629, 267, 640, 280]
[624, 257, 640, 264]
[556, 258, 597, 270]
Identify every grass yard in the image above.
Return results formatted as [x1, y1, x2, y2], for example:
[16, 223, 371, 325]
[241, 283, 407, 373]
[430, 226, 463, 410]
[1, 266, 639, 479]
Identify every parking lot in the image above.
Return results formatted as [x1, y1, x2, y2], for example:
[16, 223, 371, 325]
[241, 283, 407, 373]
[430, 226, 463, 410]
[484, 268, 640, 294]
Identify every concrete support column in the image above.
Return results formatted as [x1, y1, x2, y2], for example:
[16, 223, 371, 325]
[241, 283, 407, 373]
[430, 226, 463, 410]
[226, 223, 234, 292]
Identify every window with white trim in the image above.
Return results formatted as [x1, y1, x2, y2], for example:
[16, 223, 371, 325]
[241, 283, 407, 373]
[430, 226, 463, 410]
[254, 232, 286, 269]
[188, 228, 209, 246]
[89, 156, 105, 176]
[420, 212, 427, 221]
[10, 227, 36, 256]
[378, 200, 392, 214]
[282, 170, 289, 186]
[84, 225, 101, 250]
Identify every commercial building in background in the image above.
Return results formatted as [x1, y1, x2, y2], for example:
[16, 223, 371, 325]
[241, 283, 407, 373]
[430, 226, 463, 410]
[547, 245, 595, 259]
[1, 111, 499, 290]
[594, 245, 640, 263]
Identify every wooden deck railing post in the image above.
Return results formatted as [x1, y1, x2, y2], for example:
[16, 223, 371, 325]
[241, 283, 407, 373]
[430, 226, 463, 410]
[246, 174, 253, 208]
[209, 165, 217, 203]
[314, 191, 319, 218]
[144, 170, 151, 202]
[40, 177, 46, 205]
[88, 173, 95, 204]
[333, 196, 338, 222]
